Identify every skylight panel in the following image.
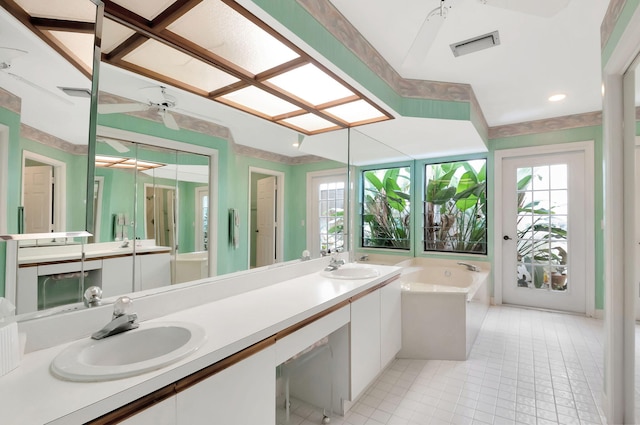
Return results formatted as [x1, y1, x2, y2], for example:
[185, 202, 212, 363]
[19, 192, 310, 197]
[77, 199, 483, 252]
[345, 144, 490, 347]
[218, 86, 299, 118]
[44, 30, 95, 72]
[167, 0, 299, 75]
[266, 63, 355, 106]
[14, 0, 96, 22]
[280, 113, 339, 133]
[102, 19, 136, 55]
[110, 0, 177, 20]
[322, 99, 386, 124]
[123, 39, 239, 92]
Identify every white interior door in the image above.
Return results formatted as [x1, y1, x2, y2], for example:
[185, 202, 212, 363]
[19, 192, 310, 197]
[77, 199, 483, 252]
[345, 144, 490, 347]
[501, 151, 588, 313]
[23, 165, 53, 233]
[256, 176, 276, 267]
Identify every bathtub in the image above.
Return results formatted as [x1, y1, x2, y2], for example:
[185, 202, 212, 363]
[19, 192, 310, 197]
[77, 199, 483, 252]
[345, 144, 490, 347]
[396, 258, 490, 360]
[172, 251, 209, 284]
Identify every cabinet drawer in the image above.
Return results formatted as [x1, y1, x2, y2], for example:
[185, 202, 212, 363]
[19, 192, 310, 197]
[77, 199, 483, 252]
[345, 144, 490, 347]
[274, 305, 349, 365]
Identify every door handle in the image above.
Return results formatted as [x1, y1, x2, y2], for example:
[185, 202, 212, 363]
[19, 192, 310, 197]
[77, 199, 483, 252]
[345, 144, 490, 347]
[503, 235, 512, 241]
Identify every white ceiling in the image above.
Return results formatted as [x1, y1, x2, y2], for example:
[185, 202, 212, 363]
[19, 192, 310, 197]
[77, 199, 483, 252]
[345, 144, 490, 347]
[329, 0, 610, 127]
[0, 0, 624, 162]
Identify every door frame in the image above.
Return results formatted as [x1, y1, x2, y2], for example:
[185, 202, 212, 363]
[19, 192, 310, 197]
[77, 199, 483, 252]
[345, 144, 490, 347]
[195, 186, 208, 252]
[247, 167, 284, 269]
[21, 150, 66, 232]
[0, 124, 8, 234]
[493, 140, 595, 317]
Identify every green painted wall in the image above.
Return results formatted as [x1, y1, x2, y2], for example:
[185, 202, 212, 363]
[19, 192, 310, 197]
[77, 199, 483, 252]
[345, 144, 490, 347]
[601, 0, 640, 66]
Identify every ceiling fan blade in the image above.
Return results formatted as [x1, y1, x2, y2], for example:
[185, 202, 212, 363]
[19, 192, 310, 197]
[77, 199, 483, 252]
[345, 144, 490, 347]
[401, 14, 445, 71]
[161, 110, 180, 130]
[481, 0, 571, 17]
[98, 103, 149, 114]
[98, 137, 130, 153]
[4, 71, 73, 105]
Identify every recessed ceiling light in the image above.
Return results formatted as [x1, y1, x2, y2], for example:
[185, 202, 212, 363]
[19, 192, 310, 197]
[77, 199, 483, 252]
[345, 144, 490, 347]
[548, 94, 566, 102]
[292, 142, 299, 147]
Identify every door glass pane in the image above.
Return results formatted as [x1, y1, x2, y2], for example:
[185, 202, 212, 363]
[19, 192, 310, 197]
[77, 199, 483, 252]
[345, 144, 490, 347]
[318, 181, 344, 252]
[516, 165, 569, 292]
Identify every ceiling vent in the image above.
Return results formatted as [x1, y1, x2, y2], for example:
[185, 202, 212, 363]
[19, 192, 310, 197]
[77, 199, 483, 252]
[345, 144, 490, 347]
[450, 30, 500, 57]
[58, 87, 92, 98]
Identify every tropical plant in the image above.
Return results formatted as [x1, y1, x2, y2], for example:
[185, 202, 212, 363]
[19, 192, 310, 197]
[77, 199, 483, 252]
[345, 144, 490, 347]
[424, 161, 487, 253]
[362, 167, 410, 249]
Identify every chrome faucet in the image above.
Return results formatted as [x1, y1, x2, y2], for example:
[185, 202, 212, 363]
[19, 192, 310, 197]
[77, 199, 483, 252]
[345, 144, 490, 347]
[91, 296, 139, 340]
[457, 262, 480, 272]
[324, 250, 346, 271]
[83, 286, 103, 308]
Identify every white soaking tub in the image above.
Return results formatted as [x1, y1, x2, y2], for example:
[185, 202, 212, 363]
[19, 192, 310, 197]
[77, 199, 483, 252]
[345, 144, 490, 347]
[397, 258, 490, 360]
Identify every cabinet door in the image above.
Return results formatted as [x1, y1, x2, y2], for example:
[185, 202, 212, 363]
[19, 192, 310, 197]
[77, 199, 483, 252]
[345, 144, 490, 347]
[138, 253, 171, 291]
[350, 290, 381, 401]
[380, 280, 402, 368]
[177, 345, 275, 425]
[119, 396, 176, 425]
[16, 267, 38, 314]
[101, 256, 135, 297]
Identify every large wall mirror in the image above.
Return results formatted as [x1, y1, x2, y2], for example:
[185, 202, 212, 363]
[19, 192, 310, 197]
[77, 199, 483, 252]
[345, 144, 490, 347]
[1, 1, 352, 319]
[0, 0, 98, 309]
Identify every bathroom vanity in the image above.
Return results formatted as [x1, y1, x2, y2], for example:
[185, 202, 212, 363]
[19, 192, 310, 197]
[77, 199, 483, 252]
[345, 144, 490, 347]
[0, 259, 401, 424]
[6, 241, 172, 315]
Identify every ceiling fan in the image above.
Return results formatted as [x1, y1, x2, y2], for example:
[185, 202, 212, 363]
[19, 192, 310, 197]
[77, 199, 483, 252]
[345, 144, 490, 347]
[98, 86, 181, 131]
[0, 46, 73, 105]
[401, 0, 571, 69]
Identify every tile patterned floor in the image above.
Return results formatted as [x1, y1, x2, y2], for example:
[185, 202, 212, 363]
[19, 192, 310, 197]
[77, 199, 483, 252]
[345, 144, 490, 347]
[282, 305, 607, 425]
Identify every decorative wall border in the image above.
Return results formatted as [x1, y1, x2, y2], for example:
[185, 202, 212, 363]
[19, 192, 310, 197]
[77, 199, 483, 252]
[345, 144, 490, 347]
[488, 111, 603, 139]
[0, 86, 21, 114]
[295, 0, 489, 133]
[21, 124, 87, 155]
[98, 92, 326, 165]
[601, 0, 627, 48]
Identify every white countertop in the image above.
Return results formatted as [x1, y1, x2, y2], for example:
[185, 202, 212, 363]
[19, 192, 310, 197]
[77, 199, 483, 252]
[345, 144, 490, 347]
[0, 264, 400, 425]
[18, 242, 171, 265]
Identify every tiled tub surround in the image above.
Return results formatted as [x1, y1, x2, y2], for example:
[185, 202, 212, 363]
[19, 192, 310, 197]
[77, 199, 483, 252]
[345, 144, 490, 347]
[397, 258, 491, 361]
[0, 255, 401, 424]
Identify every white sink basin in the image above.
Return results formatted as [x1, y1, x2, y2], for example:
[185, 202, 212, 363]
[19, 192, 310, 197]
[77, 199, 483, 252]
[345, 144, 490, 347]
[322, 265, 379, 280]
[51, 322, 206, 382]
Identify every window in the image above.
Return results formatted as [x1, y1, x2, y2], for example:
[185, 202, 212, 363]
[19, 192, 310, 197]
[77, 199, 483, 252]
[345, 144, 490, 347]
[362, 167, 411, 249]
[424, 160, 487, 254]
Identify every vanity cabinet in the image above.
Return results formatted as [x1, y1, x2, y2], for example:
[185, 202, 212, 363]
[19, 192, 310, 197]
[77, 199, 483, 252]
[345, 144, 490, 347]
[176, 345, 275, 425]
[380, 278, 402, 368]
[350, 277, 402, 402]
[137, 252, 171, 291]
[350, 289, 381, 401]
[102, 256, 136, 298]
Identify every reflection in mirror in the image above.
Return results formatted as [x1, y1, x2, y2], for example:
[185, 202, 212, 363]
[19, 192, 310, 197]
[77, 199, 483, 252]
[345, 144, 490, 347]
[0, 1, 97, 311]
[3, 0, 353, 320]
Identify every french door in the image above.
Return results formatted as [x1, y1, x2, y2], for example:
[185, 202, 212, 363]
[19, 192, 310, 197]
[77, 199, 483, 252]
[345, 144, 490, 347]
[501, 149, 591, 313]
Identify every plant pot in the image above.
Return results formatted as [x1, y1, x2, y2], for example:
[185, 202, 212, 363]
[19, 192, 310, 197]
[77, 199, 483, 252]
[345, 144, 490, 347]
[551, 273, 567, 290]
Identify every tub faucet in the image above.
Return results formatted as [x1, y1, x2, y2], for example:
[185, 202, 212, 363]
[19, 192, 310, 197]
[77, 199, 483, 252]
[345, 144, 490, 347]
[457, 262, 480, 272]
[91, 296, 139, 340]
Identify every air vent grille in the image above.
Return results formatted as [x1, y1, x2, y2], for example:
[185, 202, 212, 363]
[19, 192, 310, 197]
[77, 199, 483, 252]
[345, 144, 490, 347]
[450, 30, 500, 57]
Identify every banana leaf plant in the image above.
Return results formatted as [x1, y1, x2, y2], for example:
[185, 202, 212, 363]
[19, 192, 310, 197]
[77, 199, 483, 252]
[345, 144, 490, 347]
[362, 168, 410, 249]
[424, 161, 487, 253]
